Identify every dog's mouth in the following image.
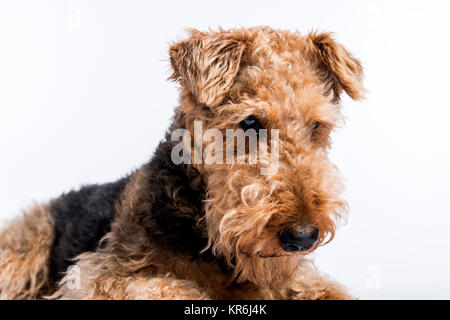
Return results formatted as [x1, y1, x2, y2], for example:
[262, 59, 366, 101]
[257, 250, 314, 258]
[239, 247, 316, 259]
[256, 252, 292, 258]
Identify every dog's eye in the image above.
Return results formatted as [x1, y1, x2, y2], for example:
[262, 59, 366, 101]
[311, 121, 320, 131]
[240, 116, 262, 131]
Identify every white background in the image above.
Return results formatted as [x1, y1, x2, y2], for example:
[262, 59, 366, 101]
[1, 0, 449, 299]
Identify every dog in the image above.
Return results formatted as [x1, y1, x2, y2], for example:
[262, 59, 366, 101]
[0, 26, 364, 299]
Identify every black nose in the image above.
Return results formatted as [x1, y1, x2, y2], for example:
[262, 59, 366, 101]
[280, 228, 319, 252]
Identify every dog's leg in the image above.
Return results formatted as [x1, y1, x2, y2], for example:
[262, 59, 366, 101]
[282, 259, 356, 300]
[114, 276, 209, 300]
[52, 252, 209, 300]
[57, 275, 209, 300]
[0, 203, 54, 299]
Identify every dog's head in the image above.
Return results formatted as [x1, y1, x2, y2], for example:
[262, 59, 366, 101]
[169, 27, 364, 288]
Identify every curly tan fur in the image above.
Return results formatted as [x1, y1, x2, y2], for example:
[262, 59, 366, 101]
[0, 204, 54, 299]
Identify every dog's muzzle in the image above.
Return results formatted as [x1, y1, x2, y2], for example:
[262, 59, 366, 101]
[280, 227, 319, 252]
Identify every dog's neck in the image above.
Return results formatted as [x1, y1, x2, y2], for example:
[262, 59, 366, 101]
[108, 115, 232, 273]
[142, 139, 209, 258]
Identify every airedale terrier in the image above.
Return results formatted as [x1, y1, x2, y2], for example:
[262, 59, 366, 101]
[0, 26, 364, 300]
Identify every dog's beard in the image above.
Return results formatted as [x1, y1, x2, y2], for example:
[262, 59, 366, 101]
[202, 164, 345, 288]
[234, 252, 300, 288]
[203, 180, 303, 288]
[205, 220, 302, 288]
[202, 179, 285, 287]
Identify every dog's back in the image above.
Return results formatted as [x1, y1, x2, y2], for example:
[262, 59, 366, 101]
[49, 176, 129, 281]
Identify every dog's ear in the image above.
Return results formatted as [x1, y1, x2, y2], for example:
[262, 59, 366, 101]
[169, 30, 245, 107]
[306, 32, 365, 101]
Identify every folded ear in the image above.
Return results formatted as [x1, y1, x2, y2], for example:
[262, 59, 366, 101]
[169, 30, 245, 107]
[306, 32, 365, 102]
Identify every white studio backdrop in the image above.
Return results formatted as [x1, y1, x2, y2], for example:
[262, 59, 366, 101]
[1, 0, 449, 299]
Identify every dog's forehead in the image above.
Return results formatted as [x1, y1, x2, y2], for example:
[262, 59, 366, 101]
[231, 29, 331, 117]
[243, 29, 316, 81]
[230, 50, 332, 122]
